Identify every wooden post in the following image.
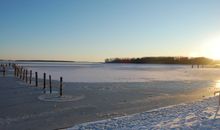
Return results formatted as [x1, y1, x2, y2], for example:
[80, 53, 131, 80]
[16, 67, 18, 77]
[3, 65, 5, 77]
[22, 69, 24, 80]
[20, 68, 22, 79]
[20, 68, 23, 79]
[18, 67, 20, 78]
[25, 70, 28, 83]
[43, 73, 46, 93]
[17, 67, 20, 77]
[19, 67, 21, 77]
[60, 77, 63, 96]
[14, 66, 16, 76]
[15, 66, 18, 77]
[23, 70, 25, 80]
[29, 70, 32, 84]
[49, 75, 52, 94]
[15, 66, 17, 77]
[35, 72, 38, 87]
[16, 66, 18, 76]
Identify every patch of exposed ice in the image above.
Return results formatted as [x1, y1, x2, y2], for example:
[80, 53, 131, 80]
[38, 94, 85, 102]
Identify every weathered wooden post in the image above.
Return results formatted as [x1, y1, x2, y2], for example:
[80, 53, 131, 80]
[22, 69, 24, 80]
[14, 66, 16, 76]
[3, 65, 6, 77]
[16, 66, 18, 77]
[60, 77, 63, 96]
[15, 66, 17, 77]
[25, 70, 28, 83]
[17, 66, 20, 77]
[49, 75, 52, 94]
[43, 73, 46, 93]
[20, 68, 22, 79]
[35, 72, 38, 87]
[17, 67, 19, 78]
[23, 70, 25, 80]
[17, 66, 19, 77]
[29, 70, 32, 84]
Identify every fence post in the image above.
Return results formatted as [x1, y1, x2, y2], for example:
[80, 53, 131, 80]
[17, 66, 20, 77]
[16, 66, 18, 77]
[3, 65, 5, 77]
[15, 66, 18, 77]
[14, 66, 16, 76]
[35, 72, 38, 87]
[60, 77, 63, 96]
[29, 70, 32, 84]
[25, 70, 28, 83]
[20, 68, 23, 79]
[23, 70, 25, 81]
[17, 66, 19, 77]
[43, 73, 46, 93]
[49, 75, 52, 94]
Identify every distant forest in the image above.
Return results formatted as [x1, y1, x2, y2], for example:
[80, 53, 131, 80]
[105, 57, 217, 65]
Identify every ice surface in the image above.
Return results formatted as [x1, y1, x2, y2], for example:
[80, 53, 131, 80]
[17, 62, 220, 82]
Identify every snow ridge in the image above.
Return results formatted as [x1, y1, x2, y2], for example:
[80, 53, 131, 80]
[68, 97, 220, 130]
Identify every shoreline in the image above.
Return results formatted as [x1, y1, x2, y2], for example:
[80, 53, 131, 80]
[67, 96, 219, 130]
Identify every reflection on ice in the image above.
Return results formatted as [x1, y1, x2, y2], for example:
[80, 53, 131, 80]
[215, 80, 220, 89]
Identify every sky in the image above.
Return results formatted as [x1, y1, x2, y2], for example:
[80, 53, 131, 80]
[0, 0, 220, 62]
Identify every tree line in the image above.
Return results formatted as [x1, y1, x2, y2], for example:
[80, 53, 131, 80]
[105, 57, 215, 65]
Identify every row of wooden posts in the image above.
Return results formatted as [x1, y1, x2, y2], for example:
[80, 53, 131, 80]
[11, 64, 63, 96]
[191, 64, 204, 68]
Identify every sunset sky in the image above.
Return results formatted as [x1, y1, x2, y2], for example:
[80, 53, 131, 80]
[0, 0, 220, 61]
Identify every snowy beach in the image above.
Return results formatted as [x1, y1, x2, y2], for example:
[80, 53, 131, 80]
[68, 96, 220, 130]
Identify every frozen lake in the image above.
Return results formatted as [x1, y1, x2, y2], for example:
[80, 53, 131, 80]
[1, 62, 220, 129]
[16, 62, 220, 83]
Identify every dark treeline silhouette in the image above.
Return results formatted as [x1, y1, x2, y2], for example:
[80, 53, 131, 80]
[105, 57, 214, 65]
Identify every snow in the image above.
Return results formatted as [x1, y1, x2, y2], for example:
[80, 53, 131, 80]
[67, 96, 220, 130]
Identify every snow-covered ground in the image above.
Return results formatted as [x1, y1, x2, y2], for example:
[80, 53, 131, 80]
[68, 96, 220, 130]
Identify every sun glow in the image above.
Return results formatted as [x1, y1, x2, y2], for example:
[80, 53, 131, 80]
[201, 37, 220, 60]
